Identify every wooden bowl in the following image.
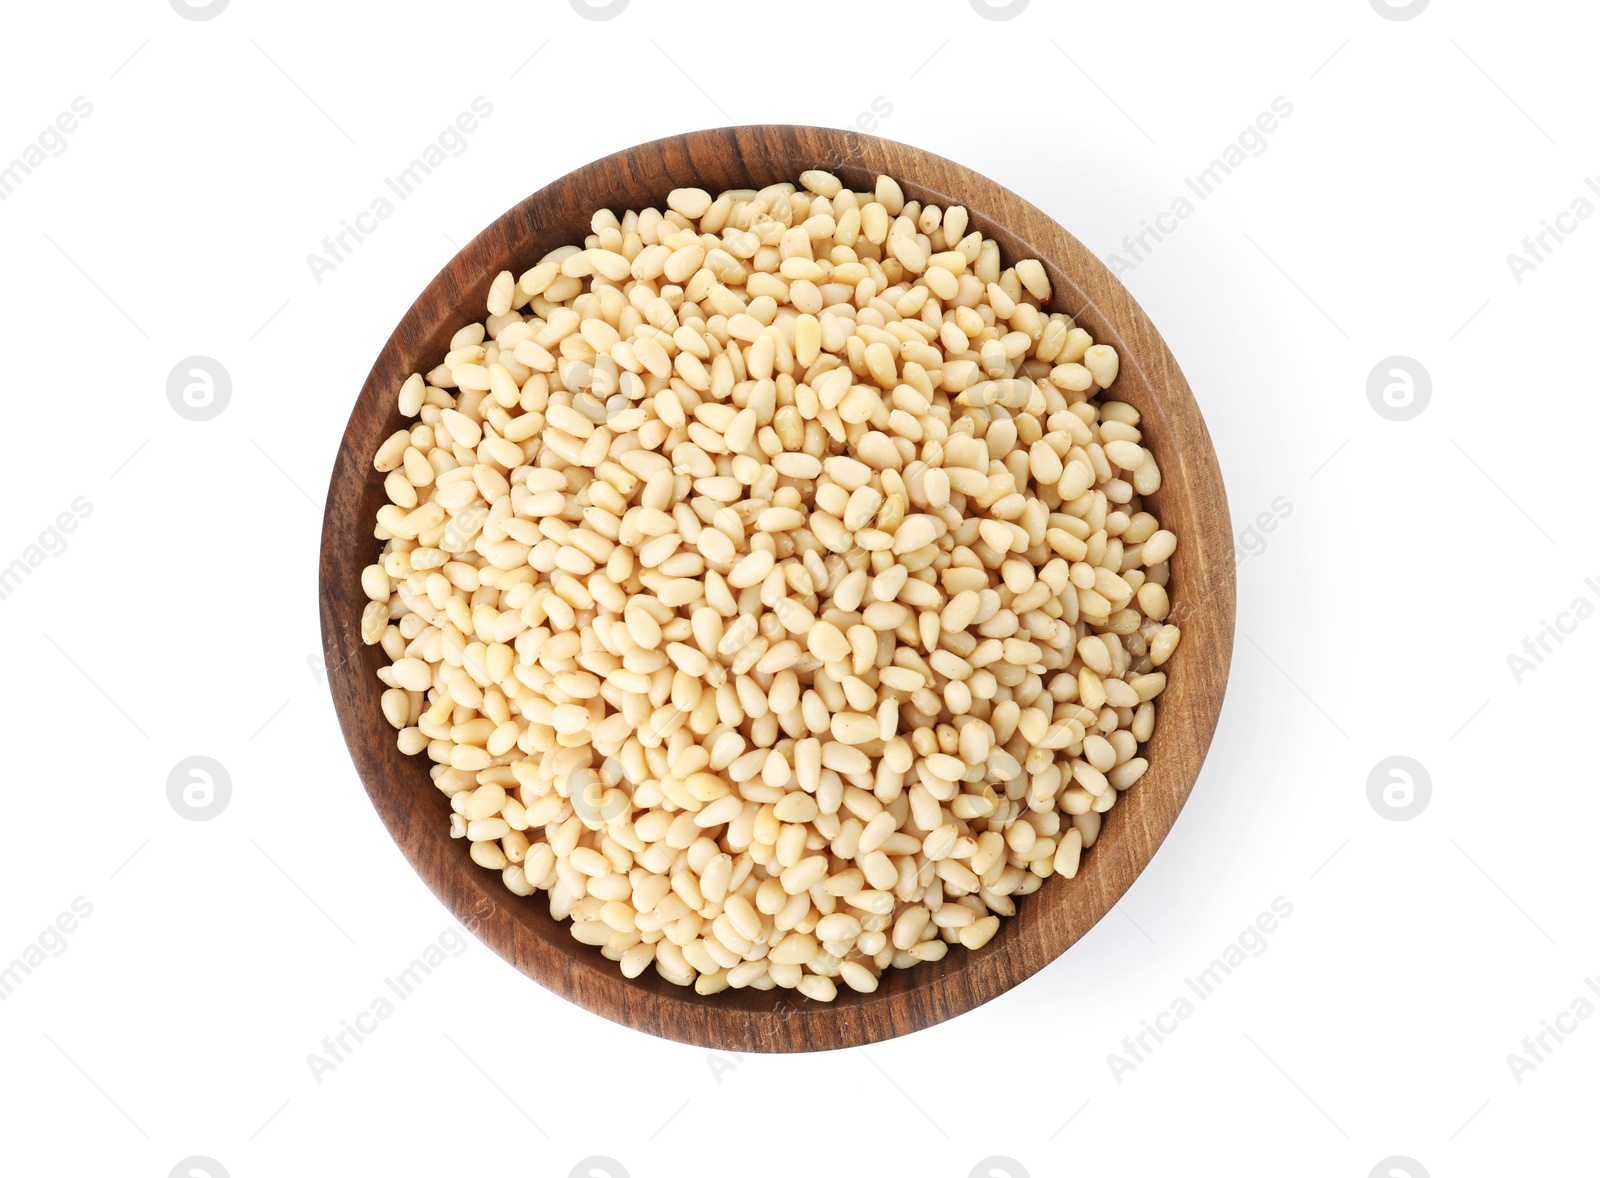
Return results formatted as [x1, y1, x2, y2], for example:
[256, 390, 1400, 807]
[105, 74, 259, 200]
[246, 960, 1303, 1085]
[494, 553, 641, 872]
[320, 125, 1235, 1052]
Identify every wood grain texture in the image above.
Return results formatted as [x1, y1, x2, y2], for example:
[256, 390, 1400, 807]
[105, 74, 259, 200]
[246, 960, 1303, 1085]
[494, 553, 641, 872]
[319, 125, 1235, 1053]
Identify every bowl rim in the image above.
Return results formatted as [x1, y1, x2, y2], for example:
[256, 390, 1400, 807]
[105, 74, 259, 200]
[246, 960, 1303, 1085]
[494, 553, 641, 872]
[320, 123, 1235, 1052]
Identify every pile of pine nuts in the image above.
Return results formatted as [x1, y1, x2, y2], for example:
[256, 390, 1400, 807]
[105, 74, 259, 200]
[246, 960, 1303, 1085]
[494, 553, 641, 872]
[361, 169, 1181, 1001]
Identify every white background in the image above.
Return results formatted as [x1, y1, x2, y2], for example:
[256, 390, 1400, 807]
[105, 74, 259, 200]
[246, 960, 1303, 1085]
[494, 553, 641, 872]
[2, 1, 1595, 1175]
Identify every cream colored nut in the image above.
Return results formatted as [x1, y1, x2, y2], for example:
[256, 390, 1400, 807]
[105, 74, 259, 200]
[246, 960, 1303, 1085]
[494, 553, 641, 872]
[667, 187, 712, 219]
[1084, 344, 1119, 388]
[362, 168, 1185, 1003]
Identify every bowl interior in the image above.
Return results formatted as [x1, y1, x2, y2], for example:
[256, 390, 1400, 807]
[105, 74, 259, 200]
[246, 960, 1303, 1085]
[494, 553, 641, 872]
[319, 125, 1235, 1051]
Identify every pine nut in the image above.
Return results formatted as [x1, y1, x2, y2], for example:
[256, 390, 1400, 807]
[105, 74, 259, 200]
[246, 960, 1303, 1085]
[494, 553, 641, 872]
[359, 168, 1184, 1001]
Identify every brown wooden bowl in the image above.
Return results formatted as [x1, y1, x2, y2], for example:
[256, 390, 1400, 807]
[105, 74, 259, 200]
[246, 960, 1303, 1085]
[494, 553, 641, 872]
[320, 125, 1235, 1052]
